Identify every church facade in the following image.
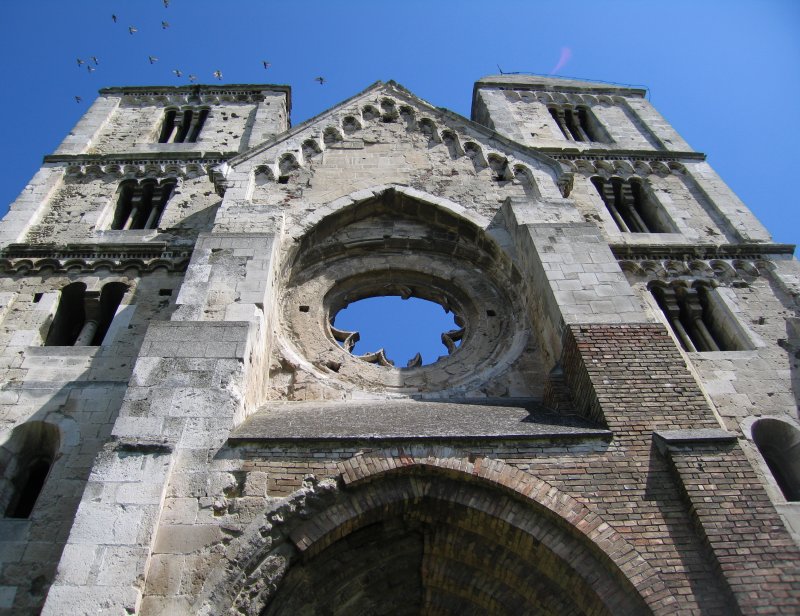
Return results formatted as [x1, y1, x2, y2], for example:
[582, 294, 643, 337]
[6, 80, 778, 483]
[0, 75, 798, 614]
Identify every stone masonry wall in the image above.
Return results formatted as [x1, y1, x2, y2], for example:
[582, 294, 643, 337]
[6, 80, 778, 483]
[23, 169, 221, 246]
[0, 268, 183, 613]
[474, 87, 666, 151]
[59, 88, 289, 157]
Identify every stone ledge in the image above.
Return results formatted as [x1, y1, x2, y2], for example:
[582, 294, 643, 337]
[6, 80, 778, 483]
[113, 436, 173, 454]
[611, 243, 796, 259]
[43, 152, 231, 164]
[653, 428, 737, 454]
[24, 346, 101, 358]
[230, 399, 610, 442]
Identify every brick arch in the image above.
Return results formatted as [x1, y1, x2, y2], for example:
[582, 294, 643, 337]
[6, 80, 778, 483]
[322, 449, 676, 613]
[196, 451, 678, 616]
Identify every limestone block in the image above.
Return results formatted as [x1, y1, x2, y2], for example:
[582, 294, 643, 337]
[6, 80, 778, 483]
[41, 586, 139, 616]
[95, 546, 150, 586]
[51, 545, 96, 586]
[152, 524, 222, 555]
[69, 501, 144, 545]
[142, 554, 183, 597]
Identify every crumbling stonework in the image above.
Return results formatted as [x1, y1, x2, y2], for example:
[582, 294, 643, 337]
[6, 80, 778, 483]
[0, 76, 797, 615]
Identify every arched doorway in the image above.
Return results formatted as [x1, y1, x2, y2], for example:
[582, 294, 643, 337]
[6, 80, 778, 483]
[202, 455, 671, 616]
[266, 476, 637, 615]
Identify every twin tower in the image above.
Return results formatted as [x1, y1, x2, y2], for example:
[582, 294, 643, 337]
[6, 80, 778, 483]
[0, 75, 798, 614]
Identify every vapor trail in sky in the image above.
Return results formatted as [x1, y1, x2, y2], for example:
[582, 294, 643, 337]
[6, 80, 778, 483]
[549, 47, 572, 74]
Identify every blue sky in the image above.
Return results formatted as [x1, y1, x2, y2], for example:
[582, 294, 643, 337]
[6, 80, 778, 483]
[0, 0, 798, 362]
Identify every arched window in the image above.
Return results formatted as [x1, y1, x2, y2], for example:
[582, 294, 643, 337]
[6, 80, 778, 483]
[650, 282, 751, 352]
[158, 107, 209, 143]
[111, 178, 176, 230]
[44, 281, 86, 346]
[548, 105, 610, 143]
[45, 281, 127, 346]
[0, 421, 60, 518]
[591, 176, 674, 233]
[752, 418, 800, 502]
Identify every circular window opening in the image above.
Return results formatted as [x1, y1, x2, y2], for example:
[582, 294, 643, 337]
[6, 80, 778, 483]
[331, 296, 463, 368]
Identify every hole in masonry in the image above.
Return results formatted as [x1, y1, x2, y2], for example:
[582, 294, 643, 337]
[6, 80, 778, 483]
[33, 293, 43, 303]
[332, 296, 461, 367]
[278, 175, 290, 184]
[159, 289, 172, 296]
[299, 305, 309, 313]
[486, 309, 496, 317]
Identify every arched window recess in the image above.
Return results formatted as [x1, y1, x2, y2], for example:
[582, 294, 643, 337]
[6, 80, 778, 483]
[45, 281, 127, 347]
[752, 418, 800, 502]
[0, 421, 60, 519]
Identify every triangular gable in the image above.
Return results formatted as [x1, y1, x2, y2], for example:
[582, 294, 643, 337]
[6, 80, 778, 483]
[212, 80, 573, 203]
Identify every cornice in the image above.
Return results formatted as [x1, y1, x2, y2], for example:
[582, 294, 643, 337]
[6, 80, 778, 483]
[44, 152, 233, 164]
[43, 153, 233, 180]
[611, 243, 796, 261]
[0, 243, 192, 275]
[537, 148, 707, 162]
[99, 83, 292, 112]
[474, 76, 646, 97]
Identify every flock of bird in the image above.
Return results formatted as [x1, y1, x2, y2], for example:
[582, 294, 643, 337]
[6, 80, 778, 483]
[74, 0, 326, 103]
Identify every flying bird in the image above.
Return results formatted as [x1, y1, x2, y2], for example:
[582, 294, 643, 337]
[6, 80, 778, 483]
[76, 58, 84, 67]
[163, 0, 169, 7]
[91, 56, 99, 65]
[188, 74, 197, 82]
[128, 26, 138, 34]
[111, 14, 117, 23]
[161, 21, 169, 29]
[87, 66, 96, 73]
[262, 61, 271, 69]
[74, 96, 82, 103]
[148, 56, 159, 64]
[173, 69, 183, 77]
[213, 70, 223, 80]
[315, 76, 326, 85]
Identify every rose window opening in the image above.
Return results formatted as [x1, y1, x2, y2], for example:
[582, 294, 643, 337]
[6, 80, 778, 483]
[330, 295, 464, 368]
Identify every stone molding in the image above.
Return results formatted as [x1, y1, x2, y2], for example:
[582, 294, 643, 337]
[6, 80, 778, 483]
[546, 149, 706, 162]
[45, 157, 226, 181]
[0, 243, 191, 274]
[618, 256, 774, 283]
[99, 84, 291, 108]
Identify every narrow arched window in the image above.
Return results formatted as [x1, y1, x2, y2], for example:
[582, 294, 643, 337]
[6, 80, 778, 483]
[158, 107, 209, 143]
[650, 282, 751, 353]
[111, 178, 176, 230]
[44, 282, 86, 346]
[45, 282, 127, 346]
[548, 105, 610, 143]
[752, 419, 800, 502]
[0, 422, 60, 518]
[591, 176, 674, 233]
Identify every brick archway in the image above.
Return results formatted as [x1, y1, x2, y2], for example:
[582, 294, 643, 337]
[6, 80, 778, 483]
[197, 449, 677, 615]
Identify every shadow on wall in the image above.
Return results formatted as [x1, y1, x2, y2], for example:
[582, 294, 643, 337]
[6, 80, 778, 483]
[644, 441, 739, 613]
